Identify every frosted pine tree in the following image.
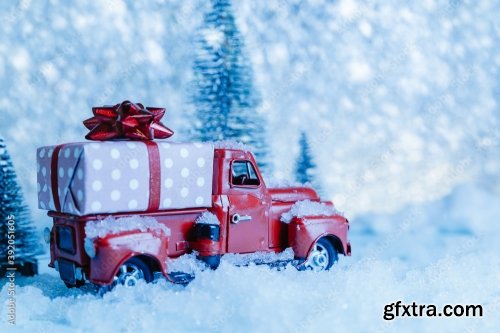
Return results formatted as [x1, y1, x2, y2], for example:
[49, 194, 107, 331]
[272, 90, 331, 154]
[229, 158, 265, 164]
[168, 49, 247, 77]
[0, 137, 41, 276]
[295, 132, 322, 194]
[191, 0, 269, 172]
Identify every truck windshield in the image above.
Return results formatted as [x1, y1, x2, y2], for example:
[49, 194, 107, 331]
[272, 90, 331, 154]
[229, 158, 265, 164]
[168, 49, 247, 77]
[231, 161, 260, 186]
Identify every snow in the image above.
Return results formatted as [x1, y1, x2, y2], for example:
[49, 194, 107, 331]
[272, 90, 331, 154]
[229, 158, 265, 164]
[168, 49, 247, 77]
[0, 0, 498, 331]
[195, 211, 220, 225]
[166, 252, 206, 274]
[0, 185, 499, 332]
[281, 200, 343, 224]
[0, 0, 497, 224]
[213, 140, 250, 151]
[222, 247, 294, 266]
[85, 216, 171, 239]
[166, 248, 294, 274]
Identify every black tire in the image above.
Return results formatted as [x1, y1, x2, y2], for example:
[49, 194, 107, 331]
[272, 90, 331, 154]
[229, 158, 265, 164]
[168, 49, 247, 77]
[306, 238, 338, 271]
[96, 257, 154, 295]
[116, 257, 154, 286]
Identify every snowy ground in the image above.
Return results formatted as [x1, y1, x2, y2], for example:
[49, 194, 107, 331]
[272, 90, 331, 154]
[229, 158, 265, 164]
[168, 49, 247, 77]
[1, 183, 498, 333]
[0, 0, 499, 332]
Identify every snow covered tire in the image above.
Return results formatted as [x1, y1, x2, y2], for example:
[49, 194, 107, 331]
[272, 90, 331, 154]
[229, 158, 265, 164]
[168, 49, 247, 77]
[305, 238, 338, 271]
[115, 257, 154, 287]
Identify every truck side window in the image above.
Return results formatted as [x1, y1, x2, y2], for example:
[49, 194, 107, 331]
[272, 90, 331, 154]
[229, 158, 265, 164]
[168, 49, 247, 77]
[231, 161, 260, 186]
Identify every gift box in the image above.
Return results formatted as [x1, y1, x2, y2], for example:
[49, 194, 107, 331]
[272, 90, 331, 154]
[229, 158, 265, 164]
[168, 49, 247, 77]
[37, 141, 214, 216]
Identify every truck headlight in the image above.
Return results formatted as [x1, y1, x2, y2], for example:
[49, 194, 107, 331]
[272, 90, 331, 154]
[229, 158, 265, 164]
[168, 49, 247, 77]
[43, 227, 51, 244]
[84, 238, 96, 258]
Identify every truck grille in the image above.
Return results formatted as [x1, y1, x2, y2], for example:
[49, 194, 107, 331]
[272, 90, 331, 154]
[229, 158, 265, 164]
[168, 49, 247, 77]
[56, 226, 76, 254]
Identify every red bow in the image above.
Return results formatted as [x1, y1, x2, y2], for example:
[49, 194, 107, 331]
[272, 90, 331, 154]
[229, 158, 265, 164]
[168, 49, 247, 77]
[83, 101, 174, 141]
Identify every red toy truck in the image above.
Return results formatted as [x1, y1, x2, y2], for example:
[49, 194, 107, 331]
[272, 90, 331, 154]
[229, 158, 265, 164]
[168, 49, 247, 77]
[41, 144, 351, 289]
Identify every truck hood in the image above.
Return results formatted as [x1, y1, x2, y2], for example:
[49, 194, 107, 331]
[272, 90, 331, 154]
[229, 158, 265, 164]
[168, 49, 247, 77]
[268, 186, 320, 202]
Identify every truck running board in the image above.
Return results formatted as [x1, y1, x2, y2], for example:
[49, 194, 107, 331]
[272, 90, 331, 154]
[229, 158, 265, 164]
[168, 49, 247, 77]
[167, 271, 195, 285]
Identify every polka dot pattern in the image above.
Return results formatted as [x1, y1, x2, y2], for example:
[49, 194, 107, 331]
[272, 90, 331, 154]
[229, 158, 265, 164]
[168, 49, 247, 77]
[129, 159, 139, 169]
[110, 149, 120, 159]
[111, 169, 121, 180]
[180, 148, 189, 158]
[92, 180, 102, 191]
[129, 179, 139, 190]
[159, 142, 214, 210]
[93, 159, 103, 170]
[77, 168, 83, 180]
[128, 200, 138, 209]
[91, 201, 102, 211]
[164, 158, 173, 168]
[37, 142, 214, 215]
[197, 177, 205, 187]
[164, 178, 173, 188]
[111, 190, 121, 201]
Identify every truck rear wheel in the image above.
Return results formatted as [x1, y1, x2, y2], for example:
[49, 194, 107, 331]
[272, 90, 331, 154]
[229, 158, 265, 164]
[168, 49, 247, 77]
[305, 238, 338, 271]
[115, 257, 153, 287]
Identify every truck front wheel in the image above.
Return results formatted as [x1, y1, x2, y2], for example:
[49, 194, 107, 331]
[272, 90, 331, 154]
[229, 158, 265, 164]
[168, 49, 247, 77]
[305, 238, 338, 271]
[115, 257, 153, 287]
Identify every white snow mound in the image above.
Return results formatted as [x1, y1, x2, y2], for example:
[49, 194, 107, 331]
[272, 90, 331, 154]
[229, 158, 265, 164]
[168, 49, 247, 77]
[195, 211, 220, 225]
[222, 248, 294, 266]
[85, 216, 171, 239]
[167, 252, 207, 274]
[281, 200, 342, 224]
[213, 140, 250, 151]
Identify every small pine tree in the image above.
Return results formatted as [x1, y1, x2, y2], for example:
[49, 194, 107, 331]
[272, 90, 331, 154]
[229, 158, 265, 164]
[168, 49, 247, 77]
[0, 137, 41, 275]
[295, 132, 321, 193]
[191, 0, 269, 172]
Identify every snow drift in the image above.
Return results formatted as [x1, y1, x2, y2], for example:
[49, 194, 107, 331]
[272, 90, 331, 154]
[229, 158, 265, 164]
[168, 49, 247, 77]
[1, 184, 498, 333]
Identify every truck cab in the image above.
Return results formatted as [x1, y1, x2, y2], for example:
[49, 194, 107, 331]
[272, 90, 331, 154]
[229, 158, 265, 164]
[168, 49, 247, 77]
[45, 146, 351, 289]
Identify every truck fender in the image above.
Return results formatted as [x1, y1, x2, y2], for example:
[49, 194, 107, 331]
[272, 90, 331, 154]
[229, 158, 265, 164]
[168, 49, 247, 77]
[113, 253, 164, 278]
[89, 232, 169, 285]
[307, 233, 345, 258]
[288, 216, 347, 259]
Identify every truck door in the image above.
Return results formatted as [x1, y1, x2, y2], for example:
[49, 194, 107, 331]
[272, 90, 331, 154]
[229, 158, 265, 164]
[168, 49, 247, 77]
[227, 160, 269, 253]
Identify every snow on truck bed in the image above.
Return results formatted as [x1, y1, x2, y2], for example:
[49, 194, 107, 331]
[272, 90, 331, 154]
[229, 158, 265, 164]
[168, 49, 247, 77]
[195, 211, 220, 225]
[85, 216, 171, 239]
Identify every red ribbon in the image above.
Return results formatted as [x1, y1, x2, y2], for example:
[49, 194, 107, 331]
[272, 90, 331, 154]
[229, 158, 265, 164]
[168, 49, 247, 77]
[51, 145, 64, 212]
[145, 141, 161, 212]
[83, 100, 174, 141]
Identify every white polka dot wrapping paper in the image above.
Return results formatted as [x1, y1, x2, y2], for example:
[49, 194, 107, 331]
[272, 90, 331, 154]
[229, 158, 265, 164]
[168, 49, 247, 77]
[36, 141, 214, 216]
